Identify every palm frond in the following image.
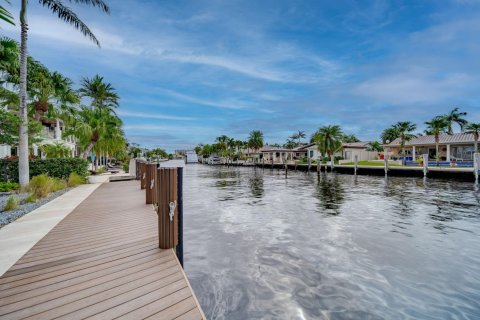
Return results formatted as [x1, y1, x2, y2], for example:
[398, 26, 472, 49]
[38, 0, 101, 46]
[67, 0, 110, 13]
[0, 5, 15, 26]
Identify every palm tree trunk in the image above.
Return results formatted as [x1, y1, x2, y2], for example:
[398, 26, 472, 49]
[82, 141, 96, 160]
[18, 0, 29, 187]
[435, 136, 439, 164]
[474, 133, 479, 153]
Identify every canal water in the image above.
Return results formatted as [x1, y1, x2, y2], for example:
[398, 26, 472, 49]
[183, 164, 480, 320]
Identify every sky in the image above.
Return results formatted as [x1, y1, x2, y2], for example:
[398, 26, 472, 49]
[3, 0, 480, 152]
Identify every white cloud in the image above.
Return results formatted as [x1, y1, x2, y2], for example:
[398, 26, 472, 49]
[157, 89, 252, 110]
[117, 110, 196, 121]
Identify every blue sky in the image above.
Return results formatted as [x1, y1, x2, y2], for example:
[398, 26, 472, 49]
[3, 0, 480, 151]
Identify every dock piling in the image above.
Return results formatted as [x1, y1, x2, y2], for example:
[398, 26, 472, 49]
[423, 154, 429, 177]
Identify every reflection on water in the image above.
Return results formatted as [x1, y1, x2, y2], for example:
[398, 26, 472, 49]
[183, 165, 480, 319]
[315, 173, 345, 215]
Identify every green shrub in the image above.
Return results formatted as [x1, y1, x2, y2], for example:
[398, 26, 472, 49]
[0, 181, 19, 192]
[52, 178, 67, 192]
[3, 196, 18, 211]
[24, 193, 37, 203]
[0, 158, 88, 182]
[96, 167, 107, 174]
[67, 172, 85, 187]
[122, 162, 129, 173]
[28, 174, 54, 198]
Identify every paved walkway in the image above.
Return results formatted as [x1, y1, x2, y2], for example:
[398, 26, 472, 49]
[0, 181, 204, 320]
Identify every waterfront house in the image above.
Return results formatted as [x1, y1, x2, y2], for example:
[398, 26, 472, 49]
[305, 142, 378, 162]
[1, 118, 77, 159]
[342, 142, 379, 162]
[383, 133, 478, 162]
[261, 145, 308, 163]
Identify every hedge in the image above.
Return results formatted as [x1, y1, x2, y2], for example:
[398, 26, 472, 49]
[0, 158, 89, 182]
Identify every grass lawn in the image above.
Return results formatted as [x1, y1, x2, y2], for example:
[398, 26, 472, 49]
[341, 161, 402, 167]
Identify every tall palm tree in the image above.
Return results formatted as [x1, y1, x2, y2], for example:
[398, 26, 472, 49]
[17, 0, 110, 187]
[297, 130, 306, 143]
[312, 125, 343, 168]
[380, 127, 399, 144]
[215, 135, 229, 157]
[465, 122, 480, 153]
[248, 130, 264, 160]
[443, 107, 468, 134]
[66, 106, 121, 160]
[425, 116, 448, 163]
[78, 74, 119, 111]
[393, 121, 416, 157]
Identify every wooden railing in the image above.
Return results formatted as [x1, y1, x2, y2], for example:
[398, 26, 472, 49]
[136, 161, 184, 266]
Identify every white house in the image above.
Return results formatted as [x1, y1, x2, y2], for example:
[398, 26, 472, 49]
[305, 142, 378, 163]
[2, 118, 77, 159]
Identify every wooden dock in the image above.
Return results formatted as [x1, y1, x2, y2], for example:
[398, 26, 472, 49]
[0, 180, 205, 320]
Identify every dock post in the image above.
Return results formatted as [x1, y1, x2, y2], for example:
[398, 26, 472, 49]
[156, 168, 179, 250]
[176, 167, 184, 267]
[354, 155, 358, 175]
[423, 154, 429, 177]
[145, 163, 157, 204]
[474, 153, 479, 183]
[384, 156, 388, 175]
[316, 157, 320, 177]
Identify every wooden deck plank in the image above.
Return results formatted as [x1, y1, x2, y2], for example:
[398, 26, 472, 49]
[0, 181, 204, 320]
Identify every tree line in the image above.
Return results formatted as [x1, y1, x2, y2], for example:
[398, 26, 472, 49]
[0, 0, 116, 186]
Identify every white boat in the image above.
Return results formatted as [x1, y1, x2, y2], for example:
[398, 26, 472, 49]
[185, 150, 199, 163]
[208, 156, 223, 165]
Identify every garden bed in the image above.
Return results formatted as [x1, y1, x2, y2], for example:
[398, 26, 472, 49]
[0, 188, 72, 228]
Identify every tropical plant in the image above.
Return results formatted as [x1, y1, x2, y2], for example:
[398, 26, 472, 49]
[380, 127, 399, 144]
[465, 122, 480, 153]
[78, 74, 119, 112]
[342, 134, 360, 143]
[0, 1, 14, 26]
[425, 116, 449, 162]
[40, 142, 71, 158]
[17, 0, 110, 187]
[66, 106, 123, 159]
[67, 172, 85, 187]
[443, 107, 468, 134]
[393, 121, 417, 156]
[312, 125, 343, 167]
[3, 195, 18, 211]
[366, 141, 383, 152]
[248, 130, 264, 154]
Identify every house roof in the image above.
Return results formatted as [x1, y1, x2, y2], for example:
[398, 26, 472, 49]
[343, 142, 371, 149]
[260, 145, 308, 153]
[304, 142, 371, 149]
[384, 133, 476, 147]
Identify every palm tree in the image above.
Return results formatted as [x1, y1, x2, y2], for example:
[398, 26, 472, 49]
[312, 125, 343, 168]
[79, 74, 119, 112]
[425, 116, 449, 163]
[381, 127, 399, 144]
[393, 121, 416, 157]
[297, 130, 306, 143]
[465, 123, 480, 153]
[40, 142, 71, 158]
[248, 130, 264, 161]
[17, 0, 110, 187]
[366, 141, 383, 152]
[342, 134, 360, 143]
[66, 107, 121, 160]
[443, 107, 468, 134]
